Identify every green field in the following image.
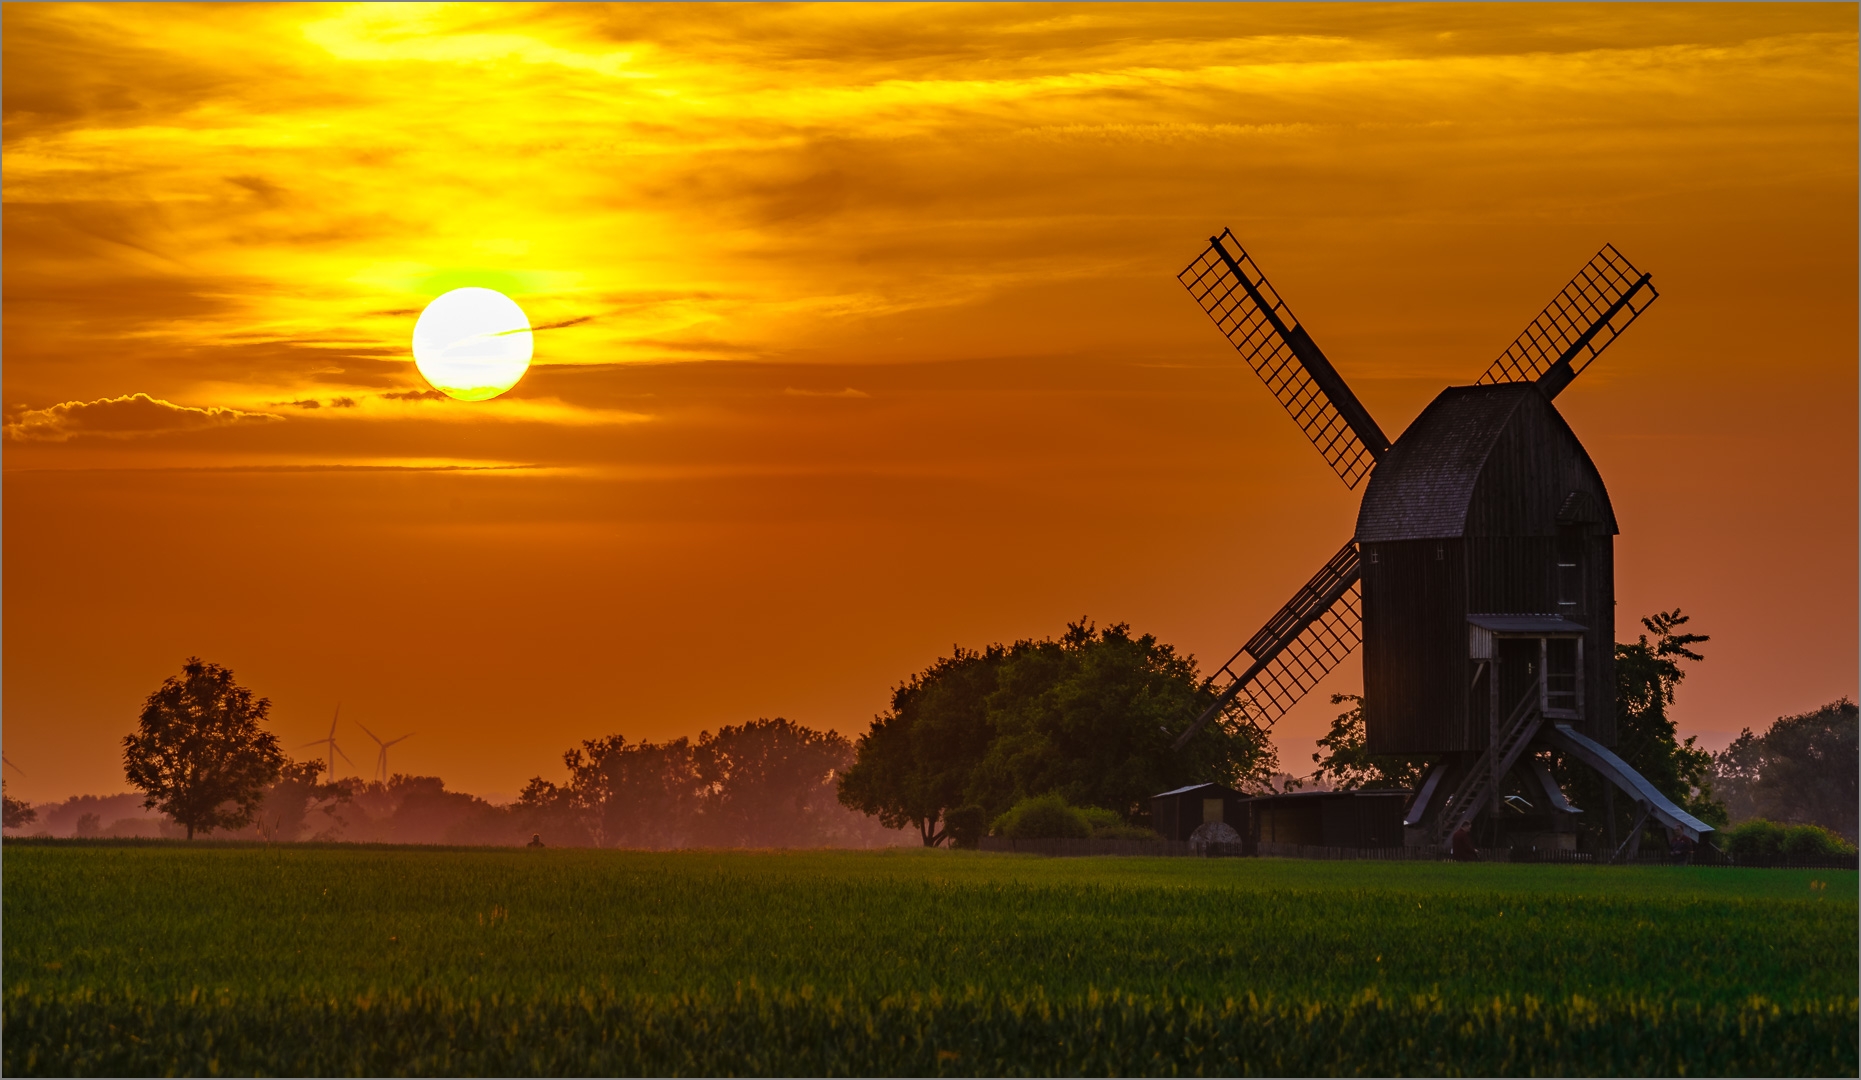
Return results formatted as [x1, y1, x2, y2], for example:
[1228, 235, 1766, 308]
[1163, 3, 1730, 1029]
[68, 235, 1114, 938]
[4, 842, 1855, 1076]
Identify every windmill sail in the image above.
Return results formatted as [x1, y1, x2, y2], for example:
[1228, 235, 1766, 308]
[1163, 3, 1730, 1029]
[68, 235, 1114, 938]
[1476, 244, 1657, 398]
[1179, 230, 1389, 488]
[1172, 540, 1363, 749]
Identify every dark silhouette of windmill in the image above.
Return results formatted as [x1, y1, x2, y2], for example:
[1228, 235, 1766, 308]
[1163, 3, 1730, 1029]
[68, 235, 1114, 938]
[299, 706, 355, 778]
[356, 722, 414, 785]
[1170, 230, 1711, 858]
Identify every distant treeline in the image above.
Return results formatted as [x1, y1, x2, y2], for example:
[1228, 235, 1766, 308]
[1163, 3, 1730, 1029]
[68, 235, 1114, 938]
[9, 718, 903, 849]
[1713, 698, 1857, 842]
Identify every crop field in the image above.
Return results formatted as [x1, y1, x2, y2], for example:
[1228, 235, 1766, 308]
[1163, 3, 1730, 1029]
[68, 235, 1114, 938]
[3, 842, 1855, 1076]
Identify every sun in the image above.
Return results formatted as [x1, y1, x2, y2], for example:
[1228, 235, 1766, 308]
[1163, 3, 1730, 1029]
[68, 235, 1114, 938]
[411, 287, 533, 401]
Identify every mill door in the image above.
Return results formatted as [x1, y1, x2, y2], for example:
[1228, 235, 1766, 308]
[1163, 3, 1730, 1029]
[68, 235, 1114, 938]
[1495, 637, 1539, 733]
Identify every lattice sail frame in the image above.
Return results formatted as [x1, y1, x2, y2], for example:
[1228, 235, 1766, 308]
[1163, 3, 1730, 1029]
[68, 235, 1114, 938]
[1175, 541, 1363, 746]
[1179, 231, 1381, 488]
[1477, 244, 1658, 388]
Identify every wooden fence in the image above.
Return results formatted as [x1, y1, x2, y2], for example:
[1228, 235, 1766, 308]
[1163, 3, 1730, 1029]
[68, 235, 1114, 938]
[974, 835, 1857, 869]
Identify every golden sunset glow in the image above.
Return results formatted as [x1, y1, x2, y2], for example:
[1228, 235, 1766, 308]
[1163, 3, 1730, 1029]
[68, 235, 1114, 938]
[2, 3, 1854, 804]
[413, 288, 534, 402]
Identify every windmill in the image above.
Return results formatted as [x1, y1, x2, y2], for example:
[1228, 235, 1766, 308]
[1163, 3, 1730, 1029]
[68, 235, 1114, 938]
[298, 706, 355, 778]
[2, 755, 22, 777]
[355, 722, 414, 785]
[1170, 229, 1711, 858]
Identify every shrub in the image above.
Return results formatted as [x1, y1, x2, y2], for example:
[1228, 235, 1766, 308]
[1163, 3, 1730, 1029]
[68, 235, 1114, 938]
[1078, 805, 1161, 840]
[1783, 824, 1856, 857]
[1727, 819, 1856, 858]
[1726, 820, 1786, 857]
[991, 794, 1091, 839]
[944, 805, 986, 849]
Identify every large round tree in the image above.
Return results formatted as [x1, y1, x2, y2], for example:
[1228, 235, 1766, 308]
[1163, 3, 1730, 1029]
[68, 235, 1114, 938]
[123, 657, 285, 839]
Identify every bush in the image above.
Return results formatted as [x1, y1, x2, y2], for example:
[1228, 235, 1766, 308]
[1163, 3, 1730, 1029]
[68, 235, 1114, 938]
[944, 805, 986, 849]
[1078, 806, 1161, 840]
[1726, 819, 1856, 858]
[991, 794, 1091, 839]
[1783, 824, 1856, 857]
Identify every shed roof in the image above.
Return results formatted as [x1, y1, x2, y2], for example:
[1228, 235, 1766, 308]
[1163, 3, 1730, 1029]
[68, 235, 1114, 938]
[1240, 789, 1411, 804]
[1355, 384, 1537, 542]
[1152, 782, 1231, 799]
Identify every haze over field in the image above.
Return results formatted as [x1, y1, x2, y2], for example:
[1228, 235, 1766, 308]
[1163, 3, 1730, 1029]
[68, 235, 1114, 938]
[3, 3, 1856, 803]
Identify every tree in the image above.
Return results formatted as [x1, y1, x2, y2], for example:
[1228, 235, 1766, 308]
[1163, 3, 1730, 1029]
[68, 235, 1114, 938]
[838, 646, 1004, 846]
[968, 621, 1277, 822]
[1550, 610, 1725, 846]
[2, 781, 34, 829]
[693, 718, 853, 847]
[247, 759, 350, 842]
[1309, 694, 1432, 790]
[1714, 699, 1857, 841]
[562, 734, 700, 848]
[122, 657, 286, 839]
[841, 620, 1278, 842]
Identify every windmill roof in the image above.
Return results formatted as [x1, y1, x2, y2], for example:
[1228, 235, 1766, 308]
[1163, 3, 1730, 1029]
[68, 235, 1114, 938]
[1355, 383, 1538, 542]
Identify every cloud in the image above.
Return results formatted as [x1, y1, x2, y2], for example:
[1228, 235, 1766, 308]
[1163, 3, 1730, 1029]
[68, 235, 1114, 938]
[380, 389, 448, 401]
[4, 393, 280, 442]
[531, 315, 596, 332]
[272, 398, 322, 409]
[783, 387, 869, 398]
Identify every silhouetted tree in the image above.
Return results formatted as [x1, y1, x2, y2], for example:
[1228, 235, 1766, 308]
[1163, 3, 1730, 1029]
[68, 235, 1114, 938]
[693, 718, 852, 847]
[2, 781, 35, 829]
[1309, 694, 1432, 790]
[1550, 610, 1725, 847]
[842, 621, 1277, 841]
[838, 646, 1004, 846]
[1715, 699, 1858, 841]
[565, 734, 700, 848]
[122, 657, 285, 839]
[968, 621, 1277, 822]
[247, 759, 351, 842]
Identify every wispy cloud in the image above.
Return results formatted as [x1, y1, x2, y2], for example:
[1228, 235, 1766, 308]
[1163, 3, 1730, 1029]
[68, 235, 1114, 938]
[783, 387, 869, 398]
[4, 393, 280, 442]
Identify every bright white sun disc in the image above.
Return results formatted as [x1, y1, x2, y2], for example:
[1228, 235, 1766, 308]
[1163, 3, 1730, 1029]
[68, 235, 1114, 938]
[412, 287, 533, 402]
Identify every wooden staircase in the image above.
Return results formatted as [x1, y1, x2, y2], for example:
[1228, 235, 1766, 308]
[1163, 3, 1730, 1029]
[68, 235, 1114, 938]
[1434, 680, 1545, 844]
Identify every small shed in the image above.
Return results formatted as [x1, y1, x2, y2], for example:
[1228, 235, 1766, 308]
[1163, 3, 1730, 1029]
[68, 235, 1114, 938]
[1246, 790, 1410, 849]
[1151, 782, 1247, 842]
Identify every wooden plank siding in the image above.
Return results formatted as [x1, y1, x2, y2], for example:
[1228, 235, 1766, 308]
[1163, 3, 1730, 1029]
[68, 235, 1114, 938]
[1357, 384, 1619, 754]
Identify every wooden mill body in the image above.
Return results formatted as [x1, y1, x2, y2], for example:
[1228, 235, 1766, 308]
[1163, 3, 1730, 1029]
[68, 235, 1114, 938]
[1356, 383, 1618, 757]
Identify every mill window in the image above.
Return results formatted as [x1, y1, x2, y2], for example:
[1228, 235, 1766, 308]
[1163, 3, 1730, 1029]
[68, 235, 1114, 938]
[1556, 561, 1581, 611]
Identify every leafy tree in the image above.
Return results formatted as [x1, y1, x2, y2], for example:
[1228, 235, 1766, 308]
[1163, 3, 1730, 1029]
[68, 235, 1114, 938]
[122, 657, 286, 839]
[562, 734, 700, 848]
[838, 645, 1004, 846]
[842, 621, 1277, 842]
[693, 718, 853, 847]
[247, 759, 350, 842]
[1309, 694, 1432, 790]
[1550, 610, 1725, 847]
[2, 781, 35, 829]
[1714, 699, 1857, 841]
[965, 621, 1277, 823]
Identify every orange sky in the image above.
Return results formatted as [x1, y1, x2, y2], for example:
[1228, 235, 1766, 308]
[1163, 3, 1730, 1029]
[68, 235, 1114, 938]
[4, 3, 1856, 804]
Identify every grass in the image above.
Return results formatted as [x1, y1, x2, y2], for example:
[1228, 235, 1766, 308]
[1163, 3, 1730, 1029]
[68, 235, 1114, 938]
[4, 841, 1856, 1075]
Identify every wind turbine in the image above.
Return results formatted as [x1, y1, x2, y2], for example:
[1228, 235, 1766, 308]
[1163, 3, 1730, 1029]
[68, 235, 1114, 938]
[355, 722, 413, 784]
[2, 755, 22, 776]
[298, 706, 355, 778]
